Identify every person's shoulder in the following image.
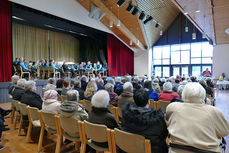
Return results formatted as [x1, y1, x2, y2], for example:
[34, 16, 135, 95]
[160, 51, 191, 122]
[166, 102, 182, 111]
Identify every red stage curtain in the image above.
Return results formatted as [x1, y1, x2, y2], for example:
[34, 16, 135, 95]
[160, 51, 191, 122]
[0, 0, 12, 82]
[107, 34, 134, 76]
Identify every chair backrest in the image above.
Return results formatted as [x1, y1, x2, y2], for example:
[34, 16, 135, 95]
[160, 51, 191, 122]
[112, 128, 151, 153]
[58, 95, 63, 102]
[149, 99, 155, 109]
[112, 107, 120, 123]
[62, 95, 67, 102]
[158, 100, 170, 112]
[84, 121, 108, 142]
[12, 99, 20, 111]
[18, 102, 28, 116]
[83, 100, 92, 112]
[16, 65, 23, 72]
[107, 104, 114, 114]
[41, 111, 56, 130]
[60, 116, 80, 137]
[27, 106, 39, 121]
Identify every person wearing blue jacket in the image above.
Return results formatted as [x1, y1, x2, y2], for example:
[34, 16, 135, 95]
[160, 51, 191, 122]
[143, 80, 159, 101]
[19, 57, 30, 72]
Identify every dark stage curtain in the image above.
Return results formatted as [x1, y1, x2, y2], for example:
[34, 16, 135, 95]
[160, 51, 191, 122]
[107, 34, 134, 76]
[0, 0, 12, 82]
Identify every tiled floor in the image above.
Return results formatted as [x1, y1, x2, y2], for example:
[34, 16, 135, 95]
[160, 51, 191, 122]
[1, 90, 229, 153]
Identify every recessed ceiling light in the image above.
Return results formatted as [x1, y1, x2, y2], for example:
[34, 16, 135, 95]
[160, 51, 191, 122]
[12, 16, 25, 21]
[225, 28, 229, 35]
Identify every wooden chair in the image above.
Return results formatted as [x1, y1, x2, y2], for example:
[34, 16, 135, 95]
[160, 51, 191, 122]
[58, 95, 63, 103]
[55, 116, 82, 153]
[61, 95, 67, 102]
[40, 66, 46, 79]
[17, 65, 30, 80]
[38, 111, 57, 152]
[149, 99, 158, 109]
[62, 68, 71, 78]
[83, 100, 92, 112]
[107, 104, 114, 114]
[80, 121, 112, 153]
[111, 128, 151, 153]
[49, 66, 60, 79]
[13, 65, 17, 75]
[12, 99, 21, 129]
[157, 101, 170, 112]
[9, 96, 15, 123]
[113, 107, 120, 123]
[26, 106, 40, 142]
[17, 102, 28, 136]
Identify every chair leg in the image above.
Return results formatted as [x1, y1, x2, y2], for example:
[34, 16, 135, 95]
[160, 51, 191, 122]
[14, 112, 18, 130]
[18, 114, 23, 136]
[74, 141, 80, 152]
[11, 108, 15, 124]
[26, 122, 33, 142]
[38, 125, 45, 152]
[80, 143, 86, 153]
[55, 135, 62, 153]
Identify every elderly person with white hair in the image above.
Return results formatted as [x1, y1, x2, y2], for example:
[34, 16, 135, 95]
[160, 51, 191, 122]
[118, 82, 136, 110]
[105, 83, 118, 106]
[9, 75, 20, 95]
[11, 79, 26, 101]
[132, 76, 141, 90]
[114, 77, 124, 96]
[158, 82, 180, 101]
[45, 78, 56, 90]
[21, 80, 43, 109]
[60, 90, 88, 121]
[152, 78, 161, 93]
[166, 83, 229, 153]
[95, 78, 105, 90]
[42, 90, 61, 114]
[87, 90, 119, 148]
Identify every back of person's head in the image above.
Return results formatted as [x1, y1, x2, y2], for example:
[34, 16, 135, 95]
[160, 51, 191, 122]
[153, 78, 159, 83]
[199, 79, 207, 87]
[44, 90, 58, 100]
[161, 78, 166, 83]
[190, 76, 196, 82]
[125, 76, 132, 82]
[81, 75, 87, 82]
[91, 90, 109, 108]
[123, 82, 133, 92]
[182, 82, 205, 104]
[107, 78, 115, 85]
[163, 82, 172, 92]
[134, 89, 149, 107]
[133, 76, 139, 83]
[56, 79, 64, 88]
[17, 79, 26, 88]
[66, 90, 79, 102]
[181, 80, 188, 85]
[12, 75, 20, 84]
[175, 79, 180, 84]
[25, 80, 36, 91]
[84, 81, 97, 98]
[121, 77, 127, 83]
[177, 85, 185, 97]
[206, 78, 212, 86]
[105, 83, 114, 92]
[74, 80, 81, 88]
[116, 77, 121, 83]
[96, 78, 104, 86]
[63, 81, 69, 88]
[143, 80, 152, 90]
[48, 78, 55, 85]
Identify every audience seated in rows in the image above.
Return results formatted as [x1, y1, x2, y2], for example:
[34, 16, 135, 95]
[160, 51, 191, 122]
[21, 80, 43, 110]
[42, 90, 61, 114]
[158, 82, 180, 101]
[105, 83, 118, 106]
[166, 82, 229, 153]
[73, 80, 85, 100]
[121, 89, 168, 153]
[11, 79, 26, 101]
[60, 90, 88, 121]
[143, 80, 159, 101]
[84, 82, 97, 101]
[118, 82, 136, 111]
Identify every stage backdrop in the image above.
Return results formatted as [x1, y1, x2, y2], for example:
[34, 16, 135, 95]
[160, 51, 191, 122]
[12, 23, 79, 63]
[107, 34, 134, 76]
[0, 0, 12, 82]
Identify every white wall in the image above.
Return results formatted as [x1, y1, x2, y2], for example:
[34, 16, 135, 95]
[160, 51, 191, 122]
[213, 44, 229, 78]
[134, 49, 151, 77]
[9, 0, 111, 33]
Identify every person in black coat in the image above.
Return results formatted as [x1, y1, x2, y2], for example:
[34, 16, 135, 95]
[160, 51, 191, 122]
[11, 79, 26, 101]
[81, 76, 88, 91]
[74, 80, 85, 100]
[121, 89, 168, 153]
[21, 80, 43, 110]
[87, 90, 119, 148]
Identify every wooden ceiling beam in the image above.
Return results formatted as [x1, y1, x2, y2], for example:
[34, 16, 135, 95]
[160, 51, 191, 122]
[82, 0, 146, 50]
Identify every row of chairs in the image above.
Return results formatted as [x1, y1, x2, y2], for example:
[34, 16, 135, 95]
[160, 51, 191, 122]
[9, 97, 152, 153]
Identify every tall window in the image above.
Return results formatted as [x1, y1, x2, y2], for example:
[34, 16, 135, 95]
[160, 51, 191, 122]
[153, 42, 213, 77]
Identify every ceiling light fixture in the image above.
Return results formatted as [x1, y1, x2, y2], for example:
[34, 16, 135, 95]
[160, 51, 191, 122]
[117, 19, 121, 26]
[225, 28, 229, 35]
[137, 39, 140, 45]
[202, 33, 206, 39]
[117, 0, 126, 7]
[131, 6, 139, 16]
[139, 11, 145, 20]
[160, 30, 163, 36]
[12, 16, 25, 21]
[126, 2, 134, 13]
[109, 21, 113, 27]
[130, 40, 133, 46]
[143, 16, 153, 25]
[195, 4, 200, 13]
[183, 6, 188, 15]
[192, 26, 196, 40]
